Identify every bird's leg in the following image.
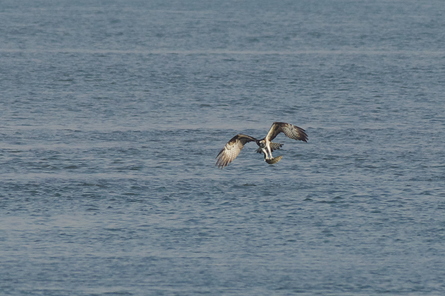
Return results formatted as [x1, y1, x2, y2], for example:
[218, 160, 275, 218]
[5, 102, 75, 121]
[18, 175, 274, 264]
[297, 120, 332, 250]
[267, 145, 274, 160]
[261, 148, 269, 160]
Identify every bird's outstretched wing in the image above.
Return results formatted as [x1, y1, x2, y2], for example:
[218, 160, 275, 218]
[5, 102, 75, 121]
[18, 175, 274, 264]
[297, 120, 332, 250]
[265, 122, 308, 142]
[216, 134, 257, 168]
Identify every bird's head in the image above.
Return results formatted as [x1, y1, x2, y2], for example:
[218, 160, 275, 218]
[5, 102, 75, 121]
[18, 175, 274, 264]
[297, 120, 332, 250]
[257, 140, 266, 148]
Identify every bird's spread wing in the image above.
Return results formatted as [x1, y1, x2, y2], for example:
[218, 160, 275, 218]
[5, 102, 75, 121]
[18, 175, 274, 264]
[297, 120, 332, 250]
[216, 134, 257, 168]
[265, 122, 308, 142]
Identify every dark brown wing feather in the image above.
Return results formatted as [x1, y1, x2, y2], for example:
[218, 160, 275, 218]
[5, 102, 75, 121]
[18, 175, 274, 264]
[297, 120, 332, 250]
[265, 122, 308, 142]
[216, 134, 257, 168]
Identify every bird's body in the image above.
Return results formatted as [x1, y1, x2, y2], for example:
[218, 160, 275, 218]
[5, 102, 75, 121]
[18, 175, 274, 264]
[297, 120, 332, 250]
[216, 122, 308, 168]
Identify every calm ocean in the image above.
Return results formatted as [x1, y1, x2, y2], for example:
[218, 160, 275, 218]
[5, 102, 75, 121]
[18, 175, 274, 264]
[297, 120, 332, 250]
[1, 0, 445, 295]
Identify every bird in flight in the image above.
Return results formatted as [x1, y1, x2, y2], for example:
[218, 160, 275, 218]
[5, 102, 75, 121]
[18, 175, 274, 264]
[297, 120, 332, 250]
[216, 122, 308, 168]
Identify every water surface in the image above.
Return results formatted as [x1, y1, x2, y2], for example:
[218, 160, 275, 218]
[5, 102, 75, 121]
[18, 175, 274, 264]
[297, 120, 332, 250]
[1, 0, 445, 295]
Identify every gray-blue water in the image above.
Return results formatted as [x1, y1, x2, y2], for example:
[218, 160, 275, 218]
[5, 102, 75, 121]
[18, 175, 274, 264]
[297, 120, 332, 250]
[1, 0, 445, 295]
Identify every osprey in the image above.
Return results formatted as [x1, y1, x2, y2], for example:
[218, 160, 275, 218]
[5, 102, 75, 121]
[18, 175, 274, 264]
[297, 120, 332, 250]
[216, 122, 308, 168]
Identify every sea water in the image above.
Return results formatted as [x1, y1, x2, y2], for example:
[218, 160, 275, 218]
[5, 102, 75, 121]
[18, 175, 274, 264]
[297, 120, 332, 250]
[1, 0, 445, 295]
